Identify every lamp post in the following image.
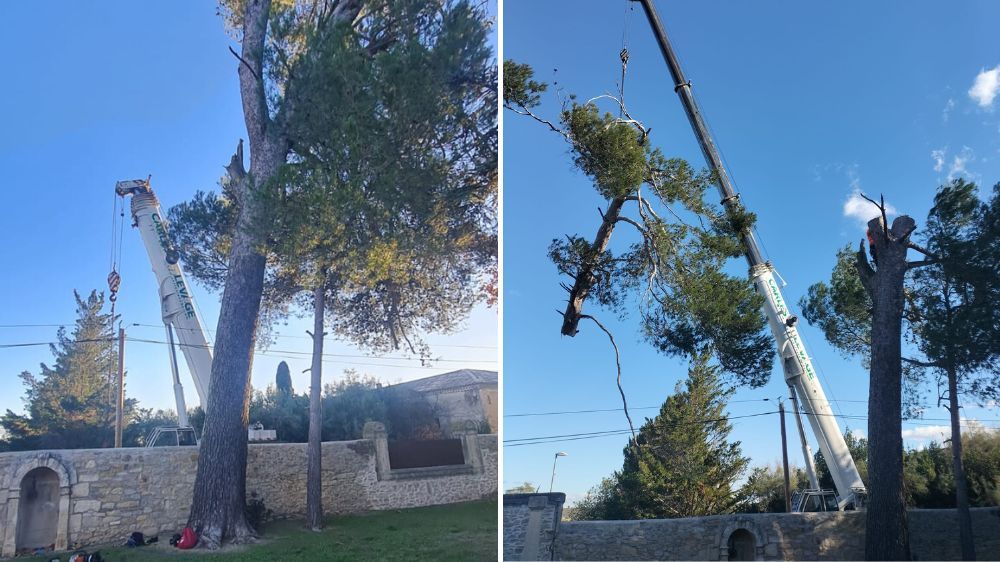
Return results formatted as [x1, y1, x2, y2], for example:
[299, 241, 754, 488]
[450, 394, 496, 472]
[549, 452, 568, 493]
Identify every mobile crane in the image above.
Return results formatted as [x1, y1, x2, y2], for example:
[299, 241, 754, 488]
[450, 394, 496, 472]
[116, 178, 213, 447]
[633, 0, 867, 511]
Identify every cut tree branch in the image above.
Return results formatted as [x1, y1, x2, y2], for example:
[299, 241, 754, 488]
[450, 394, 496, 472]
[579, 314, 636, 442]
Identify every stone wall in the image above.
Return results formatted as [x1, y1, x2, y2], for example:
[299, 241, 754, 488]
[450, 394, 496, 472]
[503, 493, 565, 561]
[0, 434, 497, 557]
[547, 508, 1000, 561]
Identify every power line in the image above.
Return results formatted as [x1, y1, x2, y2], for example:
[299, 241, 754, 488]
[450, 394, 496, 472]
[0, 336, 494, 365]
[504, 398, 868, 418]
[123, 336, 495, 365]
[505, 410, 781, 447]
[128, 322, 498, 350]
[505, 411, 1000, 448]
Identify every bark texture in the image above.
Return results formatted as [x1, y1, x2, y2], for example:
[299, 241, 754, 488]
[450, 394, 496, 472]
[187, 0, 289, 548]
[856, 215, 915, 561]
[306, 283, 326, 531]
[947, 363, 976, 560]
[561, 196, 627, 336]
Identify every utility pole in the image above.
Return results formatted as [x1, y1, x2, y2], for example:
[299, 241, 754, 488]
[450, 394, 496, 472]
[779, 399, 792, 512]
[114, 327, 125, 448]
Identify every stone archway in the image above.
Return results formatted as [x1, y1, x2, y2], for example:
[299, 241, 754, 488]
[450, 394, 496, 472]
[728, 528, 756, 561]
[1, 453, 74, 557]
[15, 467, 60, 554]
[716, 517, 769, 561]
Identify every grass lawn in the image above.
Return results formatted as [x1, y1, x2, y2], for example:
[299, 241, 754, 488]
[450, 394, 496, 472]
[29, 500, 497, 561]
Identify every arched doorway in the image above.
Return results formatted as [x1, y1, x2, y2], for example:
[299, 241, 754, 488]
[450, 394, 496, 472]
[727, 528, 756, 561]
[15, 467, 60, 554]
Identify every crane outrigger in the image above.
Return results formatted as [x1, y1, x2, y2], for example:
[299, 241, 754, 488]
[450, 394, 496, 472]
[633, 0, 867, 511]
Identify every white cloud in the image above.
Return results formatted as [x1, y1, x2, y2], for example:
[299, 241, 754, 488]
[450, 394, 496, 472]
[942, 98, 955, 122]
[901, 425, 950, 442]
[968, 65, 1000, 108]
[931, 148, 946, 172]
[947, 146, 975, 181]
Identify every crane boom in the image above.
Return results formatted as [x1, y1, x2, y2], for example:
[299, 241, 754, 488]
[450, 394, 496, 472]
[633, 0, 865, 508]
[116, 179, 213, 420]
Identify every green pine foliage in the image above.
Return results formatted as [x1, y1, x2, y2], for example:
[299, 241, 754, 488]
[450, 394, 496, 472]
[505, 60, 772, 387]
[172, 0, 497, 356]
[0, 290, 131, 450]
[573, 358, 750, 520]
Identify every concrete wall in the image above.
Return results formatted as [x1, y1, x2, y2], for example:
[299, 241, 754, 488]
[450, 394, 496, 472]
[503, 493, 565, 561]
[0, 434, 497, 557]
[547, 508, 1000, 561]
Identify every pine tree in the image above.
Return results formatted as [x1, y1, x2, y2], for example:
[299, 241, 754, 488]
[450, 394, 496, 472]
[802, 181, 999, 560]
[614, 357, 749, 519]
[1, 290, 125, 450]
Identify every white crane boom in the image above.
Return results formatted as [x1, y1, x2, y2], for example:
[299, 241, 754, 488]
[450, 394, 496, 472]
[634, 0, 866, 509]
[116, 178, 213, 428]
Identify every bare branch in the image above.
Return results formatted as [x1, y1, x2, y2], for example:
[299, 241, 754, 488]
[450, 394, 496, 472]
[579, 314, 636, 442]
[859, 192, 888, 236]
[228, 45, 260, 81]
[906, 259, 937, 270]
[906, 241, 940, 260]
[902, 357, 943, 369]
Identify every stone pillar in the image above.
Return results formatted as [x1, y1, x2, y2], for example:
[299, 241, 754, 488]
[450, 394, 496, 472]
[503, 493, 566, 561]
[363, 421, 391, 481]
[454, 420, 483, 473]
[2, 492, 19, 558]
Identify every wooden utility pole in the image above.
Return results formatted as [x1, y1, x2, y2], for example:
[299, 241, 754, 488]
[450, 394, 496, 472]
[114, 327, 125, 448]
[779, 399, 792, 512]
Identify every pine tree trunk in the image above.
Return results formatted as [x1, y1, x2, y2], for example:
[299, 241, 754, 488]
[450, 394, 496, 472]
[561, 195, 627, 336]
[185, 0, 291, 547]
[947, 364, 976, 560]
[186, 140, 285, 547]
[306, 283, 326, 531]
[856, 215, 914, 561]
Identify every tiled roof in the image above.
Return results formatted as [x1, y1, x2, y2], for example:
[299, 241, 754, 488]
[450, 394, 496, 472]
[395, 369, 498, 393]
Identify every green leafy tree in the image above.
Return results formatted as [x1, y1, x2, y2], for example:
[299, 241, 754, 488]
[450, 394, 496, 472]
[505, 482, 539, 494]
[1, 291, 128, 451]
[171, 0, 495, 543]
[564, 477, 628, 521]
[249, 385, 310, 442]
[814, 428, 870, 491]
[802, 180, 999, 560]
[737, 464, 810, 513]
[504, 60, 771, 388]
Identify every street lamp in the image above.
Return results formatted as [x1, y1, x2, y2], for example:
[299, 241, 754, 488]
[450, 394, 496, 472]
[549, 452, 568, 493]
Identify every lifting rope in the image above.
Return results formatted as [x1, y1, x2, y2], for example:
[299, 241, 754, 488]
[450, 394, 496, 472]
[107, 189, 126, 407]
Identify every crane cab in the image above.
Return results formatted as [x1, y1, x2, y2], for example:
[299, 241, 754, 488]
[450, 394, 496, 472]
[792, 488, 866, 512]
[792, 489, 839, 512]
[145, 426, 199, 447]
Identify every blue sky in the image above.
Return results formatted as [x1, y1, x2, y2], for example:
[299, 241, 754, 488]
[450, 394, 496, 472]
[0, 3, 497, 423]
[503, 1, 1000, 503]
